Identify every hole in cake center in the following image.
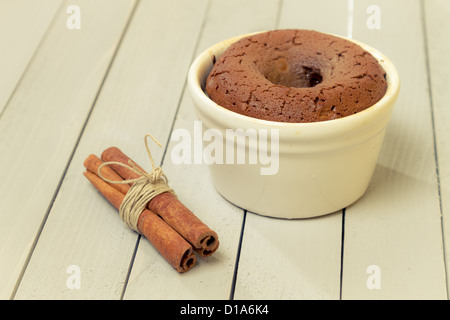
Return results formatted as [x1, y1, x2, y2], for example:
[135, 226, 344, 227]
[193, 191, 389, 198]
[263, 58, 323, 88]
[304, 67, 323, 87]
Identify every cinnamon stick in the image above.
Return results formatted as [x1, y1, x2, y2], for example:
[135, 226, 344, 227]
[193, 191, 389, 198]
[101, 147, 219, 256]
[83, 158, 196, 273]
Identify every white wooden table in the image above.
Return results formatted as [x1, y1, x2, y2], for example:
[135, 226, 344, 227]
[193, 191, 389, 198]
[1, 0, 449, 300]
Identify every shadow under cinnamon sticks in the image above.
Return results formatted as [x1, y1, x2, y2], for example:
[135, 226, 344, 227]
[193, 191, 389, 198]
[83, 155, 196, 273]
[101, 147, 220, 257]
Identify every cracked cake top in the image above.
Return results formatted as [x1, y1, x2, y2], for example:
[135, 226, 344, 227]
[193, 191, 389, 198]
[205, 29, 387, 123]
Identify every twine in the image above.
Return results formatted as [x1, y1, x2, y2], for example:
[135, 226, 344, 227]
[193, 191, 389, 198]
[97, 134, 175, 233]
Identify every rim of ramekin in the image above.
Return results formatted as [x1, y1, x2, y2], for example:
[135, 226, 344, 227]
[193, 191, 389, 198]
[188, 30, 400, 140]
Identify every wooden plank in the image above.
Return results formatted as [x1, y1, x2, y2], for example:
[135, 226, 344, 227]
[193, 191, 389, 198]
[13, 0, 209, 299]
[231, 0, 346, 300]
[424, 0, 450, 296]
[0, 0, 62, 114]
[341, 0, 447, 299]
[280, 0, 348, 36]
[121, 0, 281, 300]
[0, 0, 137, 299]
[235, 212, 343, 299]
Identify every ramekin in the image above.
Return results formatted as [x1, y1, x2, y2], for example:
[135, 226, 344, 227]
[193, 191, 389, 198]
[187, 32, 400, 219]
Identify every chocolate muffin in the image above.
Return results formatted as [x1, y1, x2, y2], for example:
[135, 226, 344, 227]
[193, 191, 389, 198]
[205, 29, 387, 123]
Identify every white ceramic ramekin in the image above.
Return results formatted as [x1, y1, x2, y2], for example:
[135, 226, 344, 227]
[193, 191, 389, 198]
[187, 32, 400, 219]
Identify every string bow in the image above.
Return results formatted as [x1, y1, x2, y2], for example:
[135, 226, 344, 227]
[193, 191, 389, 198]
[97, 134, 175, 233]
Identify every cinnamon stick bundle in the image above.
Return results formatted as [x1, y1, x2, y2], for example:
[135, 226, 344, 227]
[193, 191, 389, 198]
[83, 155, 196, 273]
[101, 147, 219, 256]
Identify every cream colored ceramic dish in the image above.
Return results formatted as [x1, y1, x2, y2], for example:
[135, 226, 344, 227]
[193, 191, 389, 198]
[188, 32, 400, 219]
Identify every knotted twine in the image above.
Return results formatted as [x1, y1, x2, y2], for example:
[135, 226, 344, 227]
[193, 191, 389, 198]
[97, 134, 176, 234]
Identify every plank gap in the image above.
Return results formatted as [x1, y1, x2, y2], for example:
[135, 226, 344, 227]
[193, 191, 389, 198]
[160, 0, 213, 168]
[229, 211, 247, 300]
[420, 0, 449, 299]
[275, 0, 284, 29]
[0, 0, 65, 122]
[120, 235, 142, 300]
[339, 208, 346, 300]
